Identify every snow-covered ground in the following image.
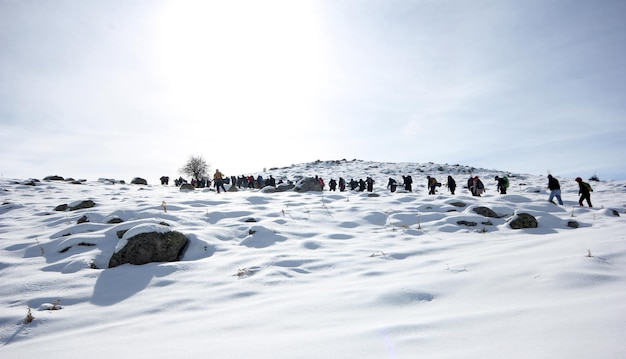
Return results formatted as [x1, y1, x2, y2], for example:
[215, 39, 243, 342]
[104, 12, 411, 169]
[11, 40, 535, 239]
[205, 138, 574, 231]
[1, 160, 625, 358]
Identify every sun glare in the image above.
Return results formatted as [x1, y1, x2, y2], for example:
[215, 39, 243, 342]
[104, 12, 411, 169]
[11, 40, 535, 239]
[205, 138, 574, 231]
[154, 1, 326, 124]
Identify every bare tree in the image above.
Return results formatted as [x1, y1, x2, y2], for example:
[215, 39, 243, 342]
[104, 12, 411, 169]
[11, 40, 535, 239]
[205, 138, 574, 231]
[180, 155, 209, 183]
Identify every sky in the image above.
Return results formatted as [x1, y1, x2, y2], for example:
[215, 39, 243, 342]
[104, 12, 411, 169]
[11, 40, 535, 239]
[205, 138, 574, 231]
[2, 0, 626, 181]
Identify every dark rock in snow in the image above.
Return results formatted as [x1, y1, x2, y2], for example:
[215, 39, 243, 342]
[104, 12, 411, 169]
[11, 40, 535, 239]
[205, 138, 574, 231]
[294, 177, 322, 192]
[567, 220, 579, 229]
[509, 213, 538, 229]
[179, 183, 195, 191]
[69, 200, 95, 211]
[131, 177, 148, 185]
[108, 231, 189, 268]
[472, 206, 499, 218]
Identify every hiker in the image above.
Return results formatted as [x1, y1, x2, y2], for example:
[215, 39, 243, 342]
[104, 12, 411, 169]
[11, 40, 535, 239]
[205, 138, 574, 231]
[387, 178, 398, 192]
[471, 176, 485, 197]
[329, 178, 337, 191]
[495, 176, 507, 194]
[426, 176, 438, 195]
[358, 179, 366, 192]
[350, 179, 358, 191]
[547, 175, 564, 205]
[214, 169, 227, 193]
[447, 175, 456, 195]
[366, 177, 375, 192]
[338, 177, 346, 192]
[402, 175, 413, 192]
[575, 177, 593, 207]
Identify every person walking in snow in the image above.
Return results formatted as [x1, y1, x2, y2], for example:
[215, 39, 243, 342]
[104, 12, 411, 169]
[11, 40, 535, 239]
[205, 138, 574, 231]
[387, 178, 398, 192]
[446, 175, 456, 195]
[495, 176, 507, 194]
[547, 175, 564, 205]
[339, 177, 346, 192]
[471, 176, 485, 197]
[213, 169, 227, 193]
[426, 176, 438, 195]
[358, 179, 366, 192]
[329, 178, 337, 191]
[366, 177, 375, 192]
[575, 177, 593, 207]
[402, 175, 413, 192]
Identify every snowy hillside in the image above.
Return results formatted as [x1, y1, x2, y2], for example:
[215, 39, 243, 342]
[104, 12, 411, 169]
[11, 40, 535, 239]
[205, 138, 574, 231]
[1, 160, 625, 359]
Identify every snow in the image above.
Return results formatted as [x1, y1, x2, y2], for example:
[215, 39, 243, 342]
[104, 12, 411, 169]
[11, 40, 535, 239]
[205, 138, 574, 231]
[1, 160, 625, 358]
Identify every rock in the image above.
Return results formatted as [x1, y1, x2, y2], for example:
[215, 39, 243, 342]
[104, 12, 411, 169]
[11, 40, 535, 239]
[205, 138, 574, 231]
[294, 177, 323, 192]
[44, 175, 64, 181]
[567, 220, 579, 228]
[77, 215, 89, 224]
[275, 183, 295, 192]
[509, 213, 538, 229]
[179, 183, 195, 191]
[473, 206, 499, 218]
[449, 201, 467, 208]
[260, 186, 277, 193]
[367, 193, 380, 197]
[457, 220, 477, 227]
[55, 204, 68, 211]
[108, 230, 189, 268]
[107, 217, 124, 224]
[69, 200, 95, 211]
[131, 177, 148, 185]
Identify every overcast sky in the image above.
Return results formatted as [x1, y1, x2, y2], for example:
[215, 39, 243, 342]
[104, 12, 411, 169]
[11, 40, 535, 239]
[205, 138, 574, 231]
[2, 0, 625, 182]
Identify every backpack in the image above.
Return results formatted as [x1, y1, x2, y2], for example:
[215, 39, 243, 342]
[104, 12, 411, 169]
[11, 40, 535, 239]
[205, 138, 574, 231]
[584, 182, 593, 192]
[502, 176, 509, 189]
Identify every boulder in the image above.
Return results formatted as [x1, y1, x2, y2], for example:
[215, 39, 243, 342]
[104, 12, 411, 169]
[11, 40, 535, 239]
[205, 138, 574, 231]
[131, 177, 148, 185]
[294, 177, 323, 192]
[567, 220, 579, 229]
[69, 200, 96, 211]
[260, 186, 277, 193]
[275, 183, 295, 192]
[179, 183, 195, 191]
[108, 230, 189, 268]
[44, 175, 64, 181]
[509, 213, 538, 229]
[472, 206, 499, 218]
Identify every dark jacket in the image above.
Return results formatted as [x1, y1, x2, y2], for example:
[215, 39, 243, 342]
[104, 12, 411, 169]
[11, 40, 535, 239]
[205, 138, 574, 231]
[578, 181, 591, 196]
[548, 176, 560, 190]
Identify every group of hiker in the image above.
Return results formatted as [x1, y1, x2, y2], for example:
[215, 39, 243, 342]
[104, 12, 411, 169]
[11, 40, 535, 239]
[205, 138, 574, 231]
[165, 170, 594, 207]
[394, 174, 593, 207]
[548, 174, 593, 207]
